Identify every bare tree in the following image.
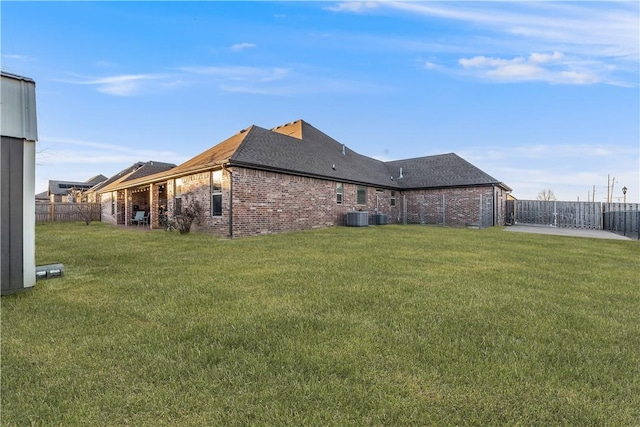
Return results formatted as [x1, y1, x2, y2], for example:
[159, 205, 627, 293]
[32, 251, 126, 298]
[536, 189, 557, 201]
[68, 188, 92, 225]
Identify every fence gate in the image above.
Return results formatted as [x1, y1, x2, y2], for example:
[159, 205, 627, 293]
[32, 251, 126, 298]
[515, 200, 602, 229]
[603, 203, 640, 239]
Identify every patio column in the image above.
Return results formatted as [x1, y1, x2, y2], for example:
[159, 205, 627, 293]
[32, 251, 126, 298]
[124, 188, 130, 225]
[149, 183, 156, 229]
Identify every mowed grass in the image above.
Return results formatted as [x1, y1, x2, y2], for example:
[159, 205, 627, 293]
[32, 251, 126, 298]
[2, 222, 639, 426]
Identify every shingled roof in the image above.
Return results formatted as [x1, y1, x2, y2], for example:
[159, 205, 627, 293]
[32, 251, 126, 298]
[229, 120, 509, 190]
[48, 174, 108, 195]
[96, 161, 176, 193]
[386, 153, 506, 189]
[230, 121, 394, 187]
[97, 119, 510, 192]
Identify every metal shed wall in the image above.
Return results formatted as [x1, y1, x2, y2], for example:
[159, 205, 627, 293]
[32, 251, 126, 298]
[1, 72, 38, 141]
[1, 72, 37, 295]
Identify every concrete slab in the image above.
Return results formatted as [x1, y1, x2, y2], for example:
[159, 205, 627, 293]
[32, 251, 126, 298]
[504, 224, 633, 240]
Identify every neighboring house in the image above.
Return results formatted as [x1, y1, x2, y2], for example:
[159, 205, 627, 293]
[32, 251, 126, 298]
[90, 161, 176, 224]
[97, 120, 511, 238]
[47, 174, 108, 203]
[35, 190, 50, 203]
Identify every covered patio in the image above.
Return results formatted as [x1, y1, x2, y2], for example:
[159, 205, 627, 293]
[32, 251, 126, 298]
[117, 182, 168, 228]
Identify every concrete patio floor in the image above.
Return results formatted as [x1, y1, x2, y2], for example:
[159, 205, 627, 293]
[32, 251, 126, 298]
[503, 224, 634, 240]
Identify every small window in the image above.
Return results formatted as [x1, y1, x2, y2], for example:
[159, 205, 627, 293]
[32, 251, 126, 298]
[110, 192, 115, 215]
[211, 170, 222, 217]
[174, 178, 183, 215]
[356, 185, 367, 205]
[391, 191, 396, 207]
[336, 183, 343, 204]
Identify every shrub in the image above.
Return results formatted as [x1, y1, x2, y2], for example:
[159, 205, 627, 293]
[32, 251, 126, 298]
[173, 200, 204, 234]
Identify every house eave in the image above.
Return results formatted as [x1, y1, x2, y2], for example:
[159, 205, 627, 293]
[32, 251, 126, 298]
[97, 161, 230, 193]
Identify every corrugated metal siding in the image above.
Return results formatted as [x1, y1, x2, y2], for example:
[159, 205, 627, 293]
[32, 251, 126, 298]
[1, 72, 38, 141]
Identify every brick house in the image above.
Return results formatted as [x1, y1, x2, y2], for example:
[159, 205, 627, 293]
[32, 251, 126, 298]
[97, 120, 511, 237]
[91, 161, 175, 224]
[42, 175, 108, 203]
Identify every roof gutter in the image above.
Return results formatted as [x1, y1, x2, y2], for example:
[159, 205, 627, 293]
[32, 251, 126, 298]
[98, 160, 231, 193]
[222, 162, 233, 239]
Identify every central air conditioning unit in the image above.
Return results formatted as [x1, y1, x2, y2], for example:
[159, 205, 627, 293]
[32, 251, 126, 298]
[346, 211, 369, 227]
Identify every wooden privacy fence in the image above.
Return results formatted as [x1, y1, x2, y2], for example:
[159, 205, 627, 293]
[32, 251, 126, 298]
[515, 200, 602, 229]
[36, 203, 101, 222]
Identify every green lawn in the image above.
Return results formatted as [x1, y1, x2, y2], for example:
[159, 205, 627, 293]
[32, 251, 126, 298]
[2, 222, 639, 426]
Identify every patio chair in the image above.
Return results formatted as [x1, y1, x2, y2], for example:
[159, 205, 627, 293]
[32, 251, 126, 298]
[131, 210, 145, 226]
[140, 212, 150, 227]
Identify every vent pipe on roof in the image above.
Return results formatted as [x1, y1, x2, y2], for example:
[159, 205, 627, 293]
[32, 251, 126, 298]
[399, 167, 404, 179]
[342, 144, 346, 155]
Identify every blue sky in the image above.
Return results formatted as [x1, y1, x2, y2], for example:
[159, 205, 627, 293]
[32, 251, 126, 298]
[2, 1, 638, 202]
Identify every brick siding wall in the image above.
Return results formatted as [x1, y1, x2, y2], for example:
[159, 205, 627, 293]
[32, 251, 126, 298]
[100, 191, 117, 225]
[404, 186, 501, 227]
[165, 171, 231, 236]
[230, 167, 400, 237]
[100, 167, 507, 236]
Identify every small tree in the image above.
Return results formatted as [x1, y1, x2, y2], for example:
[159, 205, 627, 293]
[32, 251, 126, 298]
[536, 189, 557, 201]
[68, 188, 92, 225]
[173, 200, 204, 234]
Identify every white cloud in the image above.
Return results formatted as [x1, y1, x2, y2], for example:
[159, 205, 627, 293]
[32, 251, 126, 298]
[36, 137, 185, 166]
[58, 73, 180, 96]
[458, 52, 599, 84]
[463, 143, 633, 162]
[329, 1, 639, 86]
[230, 42, 257, 52]
[181, 66, 289, 83]
[2, 53, 32, 61]
[324, 2, 379, 13]
[529, 51, 563, 64]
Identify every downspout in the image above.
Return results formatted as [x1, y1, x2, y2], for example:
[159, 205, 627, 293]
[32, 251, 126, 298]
[222, 163, 233, 238]
[492, 185, 496, 227]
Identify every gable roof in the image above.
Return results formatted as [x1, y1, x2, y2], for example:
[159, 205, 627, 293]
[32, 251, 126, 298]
[96, 119, 510, 192]
[230, 121, 394, 187]
[95, 161, 176, 193]
[386, 153, 508, 189]
[48, 174, 108, 195]
[35, 190, 49, 201]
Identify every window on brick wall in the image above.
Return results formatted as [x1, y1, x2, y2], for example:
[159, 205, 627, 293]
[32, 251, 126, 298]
[211, 170, 222, 217]
[391, 191, 396, 207]
[174, 178, 183, 215]
[356, 185, 367, 205]
[336, 183, 343, 204]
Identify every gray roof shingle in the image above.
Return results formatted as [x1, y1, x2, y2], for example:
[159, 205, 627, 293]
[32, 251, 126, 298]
[95, 119, 510, 192]
[231, 120, 395, 187]
[230, 120, 508, 190]
[386, 153, 506, 189]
